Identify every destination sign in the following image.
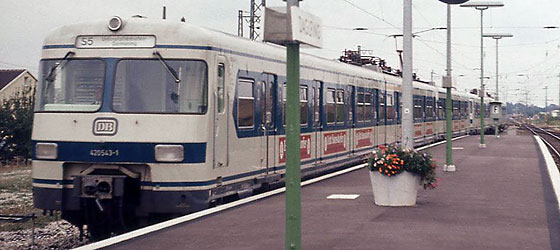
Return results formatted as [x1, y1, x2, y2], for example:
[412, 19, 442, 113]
[75, 35, 156, 48]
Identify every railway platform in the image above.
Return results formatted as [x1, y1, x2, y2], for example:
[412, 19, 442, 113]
[94, 128, 560, 250]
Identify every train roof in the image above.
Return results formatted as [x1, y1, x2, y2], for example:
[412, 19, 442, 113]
[43, 16, 483, 100]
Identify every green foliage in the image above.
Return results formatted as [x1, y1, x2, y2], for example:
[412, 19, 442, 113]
[0, 91, 35, 161]
[368, 144, 439, 189]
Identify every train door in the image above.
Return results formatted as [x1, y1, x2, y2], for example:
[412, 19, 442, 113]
[213, 61, 229, 168]
[258, 73, 277, 174]
[396, 92, 402, 143]
[312, 80, 322, 164]
[386, 91, 395, 144]
[349, 85, 355, 154]
[378, 89, 386, 145]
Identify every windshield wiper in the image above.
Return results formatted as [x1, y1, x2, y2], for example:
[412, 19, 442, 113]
[45, 51, 75, 82]
[153, 51, 181, 83]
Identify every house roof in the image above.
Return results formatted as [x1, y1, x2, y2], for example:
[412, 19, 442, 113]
[0, 69, 26, 91]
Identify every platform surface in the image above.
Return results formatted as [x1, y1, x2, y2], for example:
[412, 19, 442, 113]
[104, 129, 560, 250]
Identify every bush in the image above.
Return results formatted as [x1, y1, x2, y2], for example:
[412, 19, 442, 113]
[0, 91, 34, 162]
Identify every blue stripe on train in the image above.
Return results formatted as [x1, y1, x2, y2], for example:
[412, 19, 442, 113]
[32, 145, 375, 188]
[32, 141, 206, 164]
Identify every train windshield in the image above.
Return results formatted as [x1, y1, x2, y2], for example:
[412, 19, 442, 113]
[36, 59, 105, 112]
[113, 60, 208, 114]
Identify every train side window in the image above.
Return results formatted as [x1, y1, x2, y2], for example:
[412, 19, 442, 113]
[266, 78, 274, 127]
[365, 92, 372, 123]
[357, 91, 365, 123]
[312, 84, 320, 126]
[379, 93, 385, 124]
[426, 97, 434, 120]
[462, 101, 467, 119]
[217, 64, 225, 113]
[237, 79, 254, 128]
[413, 96, 422, 120]
[283, 84, 287, 126]
[336, 89, 345, 124]
[453, 100, 459, 119]
[438, 98, 445, 120]
[373, 90, 378, 123]
[300, 86, 308, 126]
[387, 93, 393, 120]
[347, 88, 353, 124]
[326, 88, 336, 124]
[475, 103, 480, 117]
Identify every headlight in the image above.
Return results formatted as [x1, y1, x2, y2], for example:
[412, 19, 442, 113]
[155, 145, 184, 162]
[35, 143, 58, 160]
[108, 16, 123, 31]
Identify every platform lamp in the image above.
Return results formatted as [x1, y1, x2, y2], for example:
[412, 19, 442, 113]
[437, 0, 469, 172]
[483, 33, 512, 138]
[460, 1, 504, 148]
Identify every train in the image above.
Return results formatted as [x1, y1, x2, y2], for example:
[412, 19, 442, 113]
[32, 15, 504, 238]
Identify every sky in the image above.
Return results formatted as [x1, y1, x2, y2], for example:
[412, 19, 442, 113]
[1, 0, 560, 107]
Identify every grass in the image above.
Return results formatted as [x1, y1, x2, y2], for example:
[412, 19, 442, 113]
[0, 164, 62, 232]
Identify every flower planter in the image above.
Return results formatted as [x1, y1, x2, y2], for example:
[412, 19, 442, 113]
[369, 171, 420, 206]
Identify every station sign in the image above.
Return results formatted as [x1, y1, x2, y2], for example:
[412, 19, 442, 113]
[264, 6, 322, 48]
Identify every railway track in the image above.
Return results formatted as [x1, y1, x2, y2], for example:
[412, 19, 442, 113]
[525, 124, 560, 168]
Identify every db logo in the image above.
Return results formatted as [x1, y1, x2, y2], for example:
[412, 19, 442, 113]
[93, 118, 118, 136]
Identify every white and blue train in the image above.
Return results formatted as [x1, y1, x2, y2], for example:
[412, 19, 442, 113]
[32, 16, 501, 237]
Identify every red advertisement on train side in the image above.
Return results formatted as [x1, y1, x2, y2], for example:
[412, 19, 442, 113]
[279, 135, 312, 163]
[323, 131, 347, 155]
[414, 124, 423, 137]
[425, 122, 434, 135]
[355, 128, 373, 148]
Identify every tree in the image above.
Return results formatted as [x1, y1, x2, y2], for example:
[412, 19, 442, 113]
[0, 90, 35, 161]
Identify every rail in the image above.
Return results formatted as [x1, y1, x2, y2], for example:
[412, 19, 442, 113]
[0, 213, 37, 248]
[525, 124, 560, 165]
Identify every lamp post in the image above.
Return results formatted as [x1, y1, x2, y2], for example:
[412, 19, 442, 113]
[460, 1, 504, 148]
[483, 33, 512, 102]
[438, 0, 468, 172]
[402, 0, 414, 149]
[483, 33, 512, 137]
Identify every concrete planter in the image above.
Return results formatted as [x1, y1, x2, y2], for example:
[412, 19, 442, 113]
[369, 171, 420, 206]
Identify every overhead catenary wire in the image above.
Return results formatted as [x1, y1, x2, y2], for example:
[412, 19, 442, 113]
[339, 0, 401, 30]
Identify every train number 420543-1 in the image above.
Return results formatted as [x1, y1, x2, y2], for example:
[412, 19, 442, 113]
[89, 149, 120, 157]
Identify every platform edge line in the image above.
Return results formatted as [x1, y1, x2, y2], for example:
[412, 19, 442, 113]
[534, 136, 560, 213]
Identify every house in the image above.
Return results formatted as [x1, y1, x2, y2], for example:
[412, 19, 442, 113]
[0, 69, 37, 102]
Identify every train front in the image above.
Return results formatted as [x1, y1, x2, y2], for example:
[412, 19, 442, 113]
[32, 16, 212, 237]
